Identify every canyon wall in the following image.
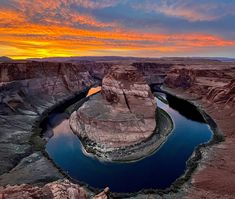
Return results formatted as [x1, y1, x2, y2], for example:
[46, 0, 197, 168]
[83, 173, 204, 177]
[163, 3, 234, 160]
[0, 61, 95, 185]
[164, 63, 235, 105]
[163, 61, 235, 199]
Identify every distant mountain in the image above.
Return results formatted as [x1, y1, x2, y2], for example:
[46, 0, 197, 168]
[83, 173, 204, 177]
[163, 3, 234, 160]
[212, 57, 235, 62]
[27, 56, 157, 62]
[27, 56, 235, 63]
[0, 56, 13, 62]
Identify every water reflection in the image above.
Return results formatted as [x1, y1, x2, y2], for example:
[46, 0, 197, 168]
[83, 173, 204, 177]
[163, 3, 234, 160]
[45, 89, 212, 193]
[87, 86, 101, 97]
[166, 94, 205, 123]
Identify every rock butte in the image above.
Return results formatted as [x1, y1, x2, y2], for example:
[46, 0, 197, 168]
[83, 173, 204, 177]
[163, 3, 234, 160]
[70, 65, 156, 152]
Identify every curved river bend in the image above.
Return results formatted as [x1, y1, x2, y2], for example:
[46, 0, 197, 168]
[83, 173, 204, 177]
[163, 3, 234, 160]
[44, 91, 212, 193]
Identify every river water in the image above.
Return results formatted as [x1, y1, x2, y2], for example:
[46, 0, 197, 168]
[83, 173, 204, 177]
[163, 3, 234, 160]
[45, 91, 212, 193]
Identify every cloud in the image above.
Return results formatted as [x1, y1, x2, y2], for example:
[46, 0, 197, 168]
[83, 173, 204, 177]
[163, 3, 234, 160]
[134, 0, 235, 22]
[0, 9, 25, 25]
[72, 0, 119, 9]
[1, 0, 118, 29]
[0, 0, 234, 58]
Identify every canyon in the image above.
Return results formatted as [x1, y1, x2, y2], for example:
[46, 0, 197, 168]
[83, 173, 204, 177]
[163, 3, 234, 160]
[0, 57, 234, 198]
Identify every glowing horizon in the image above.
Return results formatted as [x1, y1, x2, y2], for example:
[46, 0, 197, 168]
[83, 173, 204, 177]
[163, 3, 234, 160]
[0, 0, 235, 59]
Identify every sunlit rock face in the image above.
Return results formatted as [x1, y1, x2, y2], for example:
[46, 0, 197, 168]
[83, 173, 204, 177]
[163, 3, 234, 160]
[70, 65, 156, 150]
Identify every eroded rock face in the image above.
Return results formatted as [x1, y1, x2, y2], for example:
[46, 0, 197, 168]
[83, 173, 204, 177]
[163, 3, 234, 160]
[70, 65, 156, 151]
[0, 61, 95, 96]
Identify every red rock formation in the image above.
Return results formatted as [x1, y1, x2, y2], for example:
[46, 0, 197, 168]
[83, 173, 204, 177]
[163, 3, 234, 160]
[132, 62, 172, 84]
[0, 179, 108, 199]
[101, 65, 156, 118]
[70, 65, 156, 152]
[0, 61, 95, 181]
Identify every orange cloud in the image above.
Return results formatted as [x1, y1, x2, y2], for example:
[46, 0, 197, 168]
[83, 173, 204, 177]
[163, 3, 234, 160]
[0, 9, 25, 25]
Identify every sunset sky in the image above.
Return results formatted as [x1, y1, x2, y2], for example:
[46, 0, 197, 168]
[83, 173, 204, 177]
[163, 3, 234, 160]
[0, 0, 235, 59]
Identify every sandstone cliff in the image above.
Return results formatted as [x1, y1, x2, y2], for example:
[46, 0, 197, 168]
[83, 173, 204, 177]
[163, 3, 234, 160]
[132, 62, 172, 84]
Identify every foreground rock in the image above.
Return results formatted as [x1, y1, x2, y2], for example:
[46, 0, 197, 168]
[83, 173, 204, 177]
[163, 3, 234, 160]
[70, 65, 158, 160]
[0, 179, 109, 199]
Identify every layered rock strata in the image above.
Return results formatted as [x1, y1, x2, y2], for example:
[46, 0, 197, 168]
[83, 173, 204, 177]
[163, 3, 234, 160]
[70, 65, 157, 158]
